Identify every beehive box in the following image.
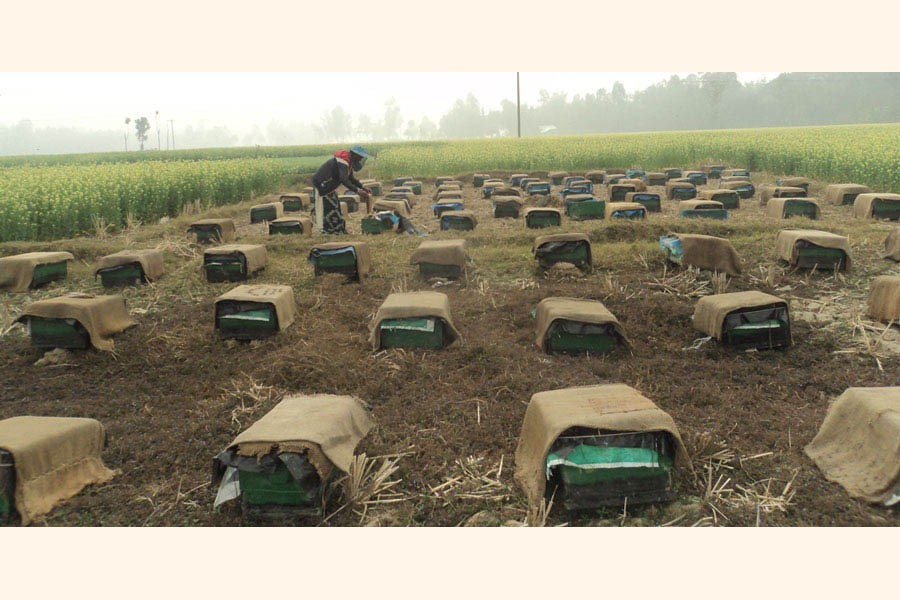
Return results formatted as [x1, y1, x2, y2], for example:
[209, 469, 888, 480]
[823, 183, 870, 206]
[214, 284, 295, 341]
[308, 242, 371, 281]
[188, 219, 236, 244]
[605, 202, 646, 220]
[370, 291, 461, 350]
[17, 295, 136, 351]
[697, 189, 740, 209]
[269, 216, 313, 236]
[525, 181, 552, 196]
[533, 233, 592, 269]
[853, 193, 900, 221]
[203, 244, 267, 283]
[534, 297, 630, 356]
[440, 210, 477, 231]
[0, 252, 74, 292]
[767, 197, 821, 220]
[279, 193, 311, 212]
[679, 200, 728, 220]
[693, 291, 791, 350]
[719, 180, 756, 199]
[250, 202, 284, 224]
[524, 208, 562, 229]
[94, 249, 164, 287]
[775, 229, 851, 271]
[624, 192, 661, 212]
[666, 181, 697, 201]
[409, 239, 469, 280]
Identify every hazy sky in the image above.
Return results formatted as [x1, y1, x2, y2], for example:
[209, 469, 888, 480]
[0, 72, 781, 134]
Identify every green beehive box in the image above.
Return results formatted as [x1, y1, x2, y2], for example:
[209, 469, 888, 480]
[30, 261, 68, 288]
[537, 242, 590, 269]
[610, 187, 634, 202]
[27, 317, 91, 349]
[97, 263, 144, 287]
[216, 302, 279, 340]
[250, 205, 279, 223]
[193, 225, 222, 244]
[440, 215, 475, 231]
[550, 175, 566, 186]
[313, 248, 358, 277]
[526, 213, 561, 229]
[473, 174, 490, 188]
[203, 253, 247, 283]
[783, 199, 818, 218]
[379, 317, 445, 349]
[547, 328, 616, 355]
[434, 203, 462, 218]
[646, 174, 667, 186]
[493, 202, 521, 218]
[269, 220, 304, 235]
[708, 166, 725, 179]
[566, 200, 605, 220]
[555, 448, 674, 486]
[722, 306, 791, 350]
[795, 245, 848, 270]
[672, 187, 697, 201]
[362, 217, 393, 234]
[873, 198, 900, 220]
[680, 209, 729, 220]
[406, 181, 422, 195]
[418, 263, 463, 279]
[281, 198, 305, 212]
[630, 194, 661, 212]
[841, 192, 861, 206]
[0, 450, 14, 524]
[239, 463, 319, 507]
[664, 168, 683, 180]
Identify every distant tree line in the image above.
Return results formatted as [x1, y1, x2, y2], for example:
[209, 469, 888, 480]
[1, 73, 897, 155]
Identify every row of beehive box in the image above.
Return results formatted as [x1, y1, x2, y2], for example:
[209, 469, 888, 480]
[3, 382, 897, 524]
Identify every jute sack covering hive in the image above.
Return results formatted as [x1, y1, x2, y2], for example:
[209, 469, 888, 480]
[533, 297, 631, 352]
[523, 207, 562, 227]
[16, 295, 136, 351]
[188, 218, 236, 243]
[513, 384, 690, 508]
[805, 387, 900, 504]
[882, 227, 900, 261]
[866, 276, 900, 322]
[0, 416, 116, 525]
[440, 209, 478, 230]
[279, 193, 312, 209]
[645, 172, 667, 186]
[369, 291, 461, 350]
[269, 216, 313, 235]
[0, 252, 74, 293]
[224, 394, 375, 485]
[823, 184, 870, 205]
[693, 291, 789, 340]
[680, 200, 724, 211]
[250, 202, 284, 222]
[584, 170, 605, 183]
[373, 199, 412, 215]
[852, 193, 900, 219]
[766, 197, 821, 219]
[665, 180, 696, 200]
[435, 190, 464, 202]
[618, 178, 648, 192]
[433, 185, 462, 200]
[776, 176, 811, 190]
[697, 189, 740, 206]
[308, 241, 372, 280]
[491, 186, 523, 198]
[94, 249, 165, 282]
[719, 175, 751, 184]
[774, 229, 852, 271]
[215, 284, 296, 331]
[759, 186, 805, 207]
[604, 202, 646, 219]
[668, 233, 742, 276]
[409, 239, 470, 272]
[204, 244, 268, 274]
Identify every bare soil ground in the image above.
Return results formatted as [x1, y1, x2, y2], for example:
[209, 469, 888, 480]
[1, 171, 898, 527]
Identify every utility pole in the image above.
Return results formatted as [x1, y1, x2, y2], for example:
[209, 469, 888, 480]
[156, 110, 161, 151]
[517, 72, 521, 138]
[169, 120, 175, 150]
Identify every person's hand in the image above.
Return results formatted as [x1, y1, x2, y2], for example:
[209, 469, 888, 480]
[358, 188, 371, 199]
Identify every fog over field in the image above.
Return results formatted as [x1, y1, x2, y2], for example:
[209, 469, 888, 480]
[0, 71, 897, 155]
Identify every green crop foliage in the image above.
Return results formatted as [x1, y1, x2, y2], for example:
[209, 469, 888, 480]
[0, 156, 325, 242]
[371, 124, 900, 192]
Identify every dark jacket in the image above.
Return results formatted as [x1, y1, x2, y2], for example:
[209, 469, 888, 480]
[312, 150, 364, 195]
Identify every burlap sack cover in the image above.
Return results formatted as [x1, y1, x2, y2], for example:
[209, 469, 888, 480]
[605, 202, 646, 219]
[204, 244, 268, 273]
[251, 202, 284, 219]
[312, 241, 372, 279]
[645, 172, 665, 182]
[445, 180, 464, 188]
[720, 176, 751, 184]
[665, 181, 696, 199]
[866, 276, 900, 322]
[805, 387, 900, 503]
[215, 284, 296, 330]
[0, 416, 116, 525]
[766, 197, 821, 219]
[533, 233, 591, 257]
[228, 394, 375, 483]
[680, 200, 723, 211]
[720, 181, 753, 191]
[778, 176, 810, 188]
[853, 193, 900, 219]
[510, 173, 529, 181]
[585, 170, 605, 180]
[693, 291, 788, 340]
[619, 178, 648, 192]
[0, 252, 74, 293]
[524, 207, 561, 217]
[882, 227, 900, 261]
[514, 384, 690, 507]
[565, 193, 595, 203]
[279, 193, 312, 208]
[391, 186, 414, 195]
[405, 180, 423, 191]
[94, 249, 164, 282]
[823, 184, 870, 205]
[673, 233, 742, 276]
[441, 210, 478, 228]
[409, 239, 469, 270]
[435, 190, 464, 202]
[374, 199, 412, 215]
[759, 186, 805, 207]
[534, 297, 631, 351]
[189, 218, 236, 243]
[723, 169, 750, 177]
[369, 291, 461, 350]
[548, 171, 569, 178]
[698, 189, 738, 202]
[434, 185, 462, 200]
[492, 187, 523, 198]
[17, 295, 136, 351]
[270, 216, 313, 235]
[774, 229, 851, 271]
[610, 184, 637, 198]
[624, 192, 661, 203]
